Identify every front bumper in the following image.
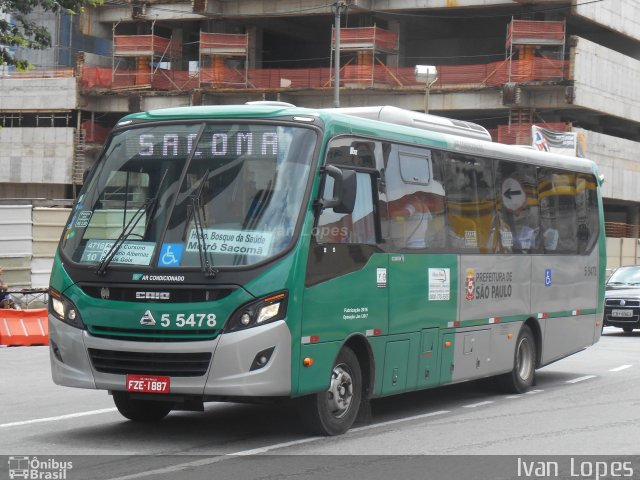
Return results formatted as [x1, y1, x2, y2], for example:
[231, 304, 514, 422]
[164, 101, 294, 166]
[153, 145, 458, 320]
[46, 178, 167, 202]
[49, 315, 292, 397]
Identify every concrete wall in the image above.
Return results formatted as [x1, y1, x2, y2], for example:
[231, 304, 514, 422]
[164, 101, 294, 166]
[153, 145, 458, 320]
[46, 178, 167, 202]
[0, 77, 76, 110]
[0, 128, 75, 184]
[575, 0, 640, 43]
[32, 207, 70, 288]
[0, 206, 70, 290]
[0, 205, 32, 289]
[606, 238, 640, 273]
[141, 95, 192, 111]
[575, 128, 640, 203]
[572, 37, 640, 124]
[96, 0, 561, 22]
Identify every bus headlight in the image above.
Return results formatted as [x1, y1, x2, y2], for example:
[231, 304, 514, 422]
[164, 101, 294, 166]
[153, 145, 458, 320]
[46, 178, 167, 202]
[226, 291, 288, 333]
[256, 302, 280, 324]
[49, 288, 86, 330]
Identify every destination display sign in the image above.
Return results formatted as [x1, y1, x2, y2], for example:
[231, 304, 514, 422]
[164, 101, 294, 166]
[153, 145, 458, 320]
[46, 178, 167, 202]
[186, 229, 273, 257]
[126, 129, 280, 159]
[80, 240, 156, 265]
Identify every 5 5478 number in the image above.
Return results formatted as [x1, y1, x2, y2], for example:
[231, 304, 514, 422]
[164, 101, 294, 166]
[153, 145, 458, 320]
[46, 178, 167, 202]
[160, 313, 217, 328]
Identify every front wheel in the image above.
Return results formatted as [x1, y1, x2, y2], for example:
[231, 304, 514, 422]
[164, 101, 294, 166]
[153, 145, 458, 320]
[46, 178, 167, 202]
[497, 324, 536, 394]
[297, 347, 362, 436]
[622, 326, 634, 333]
[112, 391, 174, 422]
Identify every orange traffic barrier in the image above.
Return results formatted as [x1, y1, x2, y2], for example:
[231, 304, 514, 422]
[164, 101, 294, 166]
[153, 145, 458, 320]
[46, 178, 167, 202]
[0, 308, 49, 346]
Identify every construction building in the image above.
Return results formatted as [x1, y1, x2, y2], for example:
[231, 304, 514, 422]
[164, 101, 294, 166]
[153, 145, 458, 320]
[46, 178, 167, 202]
[1, 0, 640, 287]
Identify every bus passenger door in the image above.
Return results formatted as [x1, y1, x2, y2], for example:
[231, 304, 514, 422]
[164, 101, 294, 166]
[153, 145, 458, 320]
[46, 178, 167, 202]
[301, 170, 389, 395]
[387, 255, 459, 389]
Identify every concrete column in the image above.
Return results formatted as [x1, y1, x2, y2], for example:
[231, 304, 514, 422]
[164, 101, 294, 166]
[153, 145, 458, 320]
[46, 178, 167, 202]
[171, 27, 184, 69]
[387, 20, 400, 68]
[247, 25, 261, 68]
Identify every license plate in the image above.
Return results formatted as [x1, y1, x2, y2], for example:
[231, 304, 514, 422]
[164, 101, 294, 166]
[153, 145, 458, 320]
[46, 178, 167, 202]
[126, 374, 170, 394]
[611, 309, 633, 318]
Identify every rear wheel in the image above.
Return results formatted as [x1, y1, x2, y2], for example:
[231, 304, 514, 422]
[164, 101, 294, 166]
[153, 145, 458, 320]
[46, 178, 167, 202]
[112, 391, 173, 422]
[297, 347, 362, 436]
[498, 325, 536, 394]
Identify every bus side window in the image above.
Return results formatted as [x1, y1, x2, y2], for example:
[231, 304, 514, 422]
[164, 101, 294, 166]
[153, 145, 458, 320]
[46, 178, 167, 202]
[325, 140, 376, 169]
[316, 172, 376, 245]
[495, 161, 540, 254]
[576, 174, 599, 254]
[381, 146, 446, 250]
[443, 154, 496, 253]
[538, 168, 577, 254]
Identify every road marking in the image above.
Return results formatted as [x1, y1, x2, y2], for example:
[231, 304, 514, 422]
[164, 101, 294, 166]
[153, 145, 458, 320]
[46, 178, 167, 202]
[107, 456, 228, 480]
[610, 365, 632, 372]
[506, 389, 544, 399]
[566, 375, 597, 384]
[106, 437, 322, 480]
[105, 410, 452, 480]
[462, 401, 494, 408]
[351, 410, 450, 433]
[231, 436, 324, 456]
[0, 408, 117, 428]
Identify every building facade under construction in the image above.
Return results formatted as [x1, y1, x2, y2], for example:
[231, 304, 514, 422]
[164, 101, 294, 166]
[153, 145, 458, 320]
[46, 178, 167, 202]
[1, 0, 640, 286]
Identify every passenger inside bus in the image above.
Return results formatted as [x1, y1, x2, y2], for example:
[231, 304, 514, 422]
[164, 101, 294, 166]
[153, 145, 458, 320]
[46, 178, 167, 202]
[382, 146, 447, 250]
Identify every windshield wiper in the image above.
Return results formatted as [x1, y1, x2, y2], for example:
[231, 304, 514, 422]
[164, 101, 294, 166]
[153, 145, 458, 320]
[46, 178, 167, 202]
[182, 168, 210, 242]
[95, 197, 155, 276]
[95, 169, 169, 276]
[190, 195, 218, 278]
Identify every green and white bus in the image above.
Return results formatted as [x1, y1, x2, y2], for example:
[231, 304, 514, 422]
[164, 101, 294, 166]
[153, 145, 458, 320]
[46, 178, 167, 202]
[49, 104, 605, 435]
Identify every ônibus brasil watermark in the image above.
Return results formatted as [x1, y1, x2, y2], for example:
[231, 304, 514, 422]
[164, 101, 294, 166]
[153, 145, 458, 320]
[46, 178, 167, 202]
[7, 456, 73, 480]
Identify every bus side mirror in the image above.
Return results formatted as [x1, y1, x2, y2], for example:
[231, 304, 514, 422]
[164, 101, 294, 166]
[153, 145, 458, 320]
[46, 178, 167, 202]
[320, 165, 357, 214]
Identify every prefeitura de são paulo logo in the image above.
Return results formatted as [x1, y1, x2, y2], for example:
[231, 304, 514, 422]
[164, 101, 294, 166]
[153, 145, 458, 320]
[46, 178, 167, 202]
[8, 456, 73, 479]
[465, 268, 475, 300]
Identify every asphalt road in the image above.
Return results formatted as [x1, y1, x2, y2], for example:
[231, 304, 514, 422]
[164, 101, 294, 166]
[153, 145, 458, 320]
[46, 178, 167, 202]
[2, 327, 640, 479]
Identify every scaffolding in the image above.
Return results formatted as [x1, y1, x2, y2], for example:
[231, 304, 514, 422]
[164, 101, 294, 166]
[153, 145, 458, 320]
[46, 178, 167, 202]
[111, 20, 182, 90]
[506, 19, 566, 83]
[199, 32, 249, 88]
[329, 25, 399, 88]
[77, 21, 567, 94]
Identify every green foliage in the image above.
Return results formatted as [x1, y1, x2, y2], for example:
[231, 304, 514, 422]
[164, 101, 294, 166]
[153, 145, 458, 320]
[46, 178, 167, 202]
[0, 0, 102, 70]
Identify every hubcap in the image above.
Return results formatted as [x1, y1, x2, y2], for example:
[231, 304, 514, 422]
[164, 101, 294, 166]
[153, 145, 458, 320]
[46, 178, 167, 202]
[516, 336, 534, 382]
[326, 363, 353, 418]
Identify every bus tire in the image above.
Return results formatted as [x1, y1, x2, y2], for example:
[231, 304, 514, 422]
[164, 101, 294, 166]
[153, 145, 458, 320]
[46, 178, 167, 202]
[297, 347, 362, 436]
[623, 326, 634, 333]
[498, 324, 536, 394]
[112, 391, 173, 422]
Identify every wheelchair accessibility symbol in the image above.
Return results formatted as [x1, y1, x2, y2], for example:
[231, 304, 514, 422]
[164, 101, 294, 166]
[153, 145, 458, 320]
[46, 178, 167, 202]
[159, 244, 183, 267]
[544, 268, 552, 287]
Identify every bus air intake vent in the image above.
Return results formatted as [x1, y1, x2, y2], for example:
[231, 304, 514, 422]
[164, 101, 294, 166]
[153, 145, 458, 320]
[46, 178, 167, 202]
[88, 326, 219, 342]
[88, 349, 212, 377]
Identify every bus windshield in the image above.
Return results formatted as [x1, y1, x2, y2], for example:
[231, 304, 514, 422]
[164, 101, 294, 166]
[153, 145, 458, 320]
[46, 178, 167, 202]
[61, 122, 317, 271]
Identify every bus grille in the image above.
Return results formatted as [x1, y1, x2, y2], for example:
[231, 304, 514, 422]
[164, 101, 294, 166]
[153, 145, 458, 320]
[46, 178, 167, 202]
[88, 349, 212, 377]
[88, 326, 219, 342]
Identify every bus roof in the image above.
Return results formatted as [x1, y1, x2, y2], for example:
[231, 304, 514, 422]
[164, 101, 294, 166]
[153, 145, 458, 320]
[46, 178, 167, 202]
[119, 104, 598, 176]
